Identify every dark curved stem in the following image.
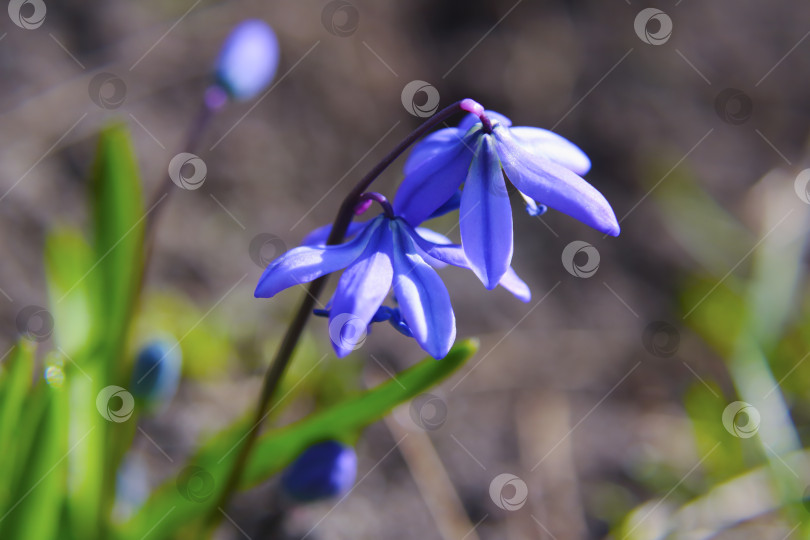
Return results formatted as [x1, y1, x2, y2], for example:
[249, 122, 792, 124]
[209, 100, 469, 528]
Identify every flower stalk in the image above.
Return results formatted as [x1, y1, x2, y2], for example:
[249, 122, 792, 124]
[209, 100, 470, 525]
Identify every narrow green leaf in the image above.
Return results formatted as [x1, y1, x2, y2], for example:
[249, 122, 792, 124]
[0, 382, 69, 539]
[65, 123, 146, 539]
[0, 342, 36, 512]
[117, 339, 479, 540]
[89, 122, 145, 364]
[44, 229, 98, 358]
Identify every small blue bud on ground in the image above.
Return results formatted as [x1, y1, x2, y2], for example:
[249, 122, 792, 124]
[281, 440, 357, 502]
[215, 19, 280, 101]
[130, 338, 182, 409]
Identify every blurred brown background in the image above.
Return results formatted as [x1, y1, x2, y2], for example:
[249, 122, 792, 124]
[1, 0, 809, 538]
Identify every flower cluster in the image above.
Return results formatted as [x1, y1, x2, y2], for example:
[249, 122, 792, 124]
[255, 99, 619, 359]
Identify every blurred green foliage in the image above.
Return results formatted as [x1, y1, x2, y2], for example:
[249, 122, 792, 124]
[0, 123, 478, 540]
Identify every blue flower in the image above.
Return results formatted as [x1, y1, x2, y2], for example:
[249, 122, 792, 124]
[281, 440, 357, 503]
[256, 211, 457, 358]
[130, 338, 182, 411]
[255, 203, 530, 359]
[393, 99, 620, 289]
[215, 19, 280, 101]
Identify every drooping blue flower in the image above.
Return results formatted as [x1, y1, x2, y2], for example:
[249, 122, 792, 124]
[215, 19, 280, 101]
[281, 440, 357, 503]
[255, 194, 531, 358]
[130, 338, 182, 410]
[256, 211, 458, 358]
[393, 99, 620, 289]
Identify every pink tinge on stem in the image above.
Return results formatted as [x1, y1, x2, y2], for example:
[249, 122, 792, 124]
[205, 85, 229, 111]
[460, 98, 484, 117]
[353, 198, 374, 215]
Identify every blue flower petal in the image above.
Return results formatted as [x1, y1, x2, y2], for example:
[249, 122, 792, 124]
[405, 222, 531, 302]
[391, 223, 456, 359]
[498, 267, 531, 302]
[302, 220, 369, 246]
[254, 217, 383, 298]
[427, 190, 462, 219]
[509, 126, 591, 175]
[404, 128, 463, 175]
[494, 126, 620, 237]
[460, 136, 514, 289]
[329, 224, 394, 357]
[393, 137, 476, 226]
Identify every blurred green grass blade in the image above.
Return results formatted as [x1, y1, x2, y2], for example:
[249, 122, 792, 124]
[117, 339, 478, 540]
[65, 364, 108, 540]
[0, 383, 69, 540]
[0, 342, 36, 508]
[683, 382, 746, 482]
[90, 122, 146, 368]
[44, 229, 98, 358]
[617, 446, 810, 539]
[650, 163, 752, 276]
[70, 123, 146, 539]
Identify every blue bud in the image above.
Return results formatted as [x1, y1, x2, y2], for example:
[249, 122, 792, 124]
[215, 19, 280, 101]
[130, 338, 182, 409]
[281, 440, 357, 502]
